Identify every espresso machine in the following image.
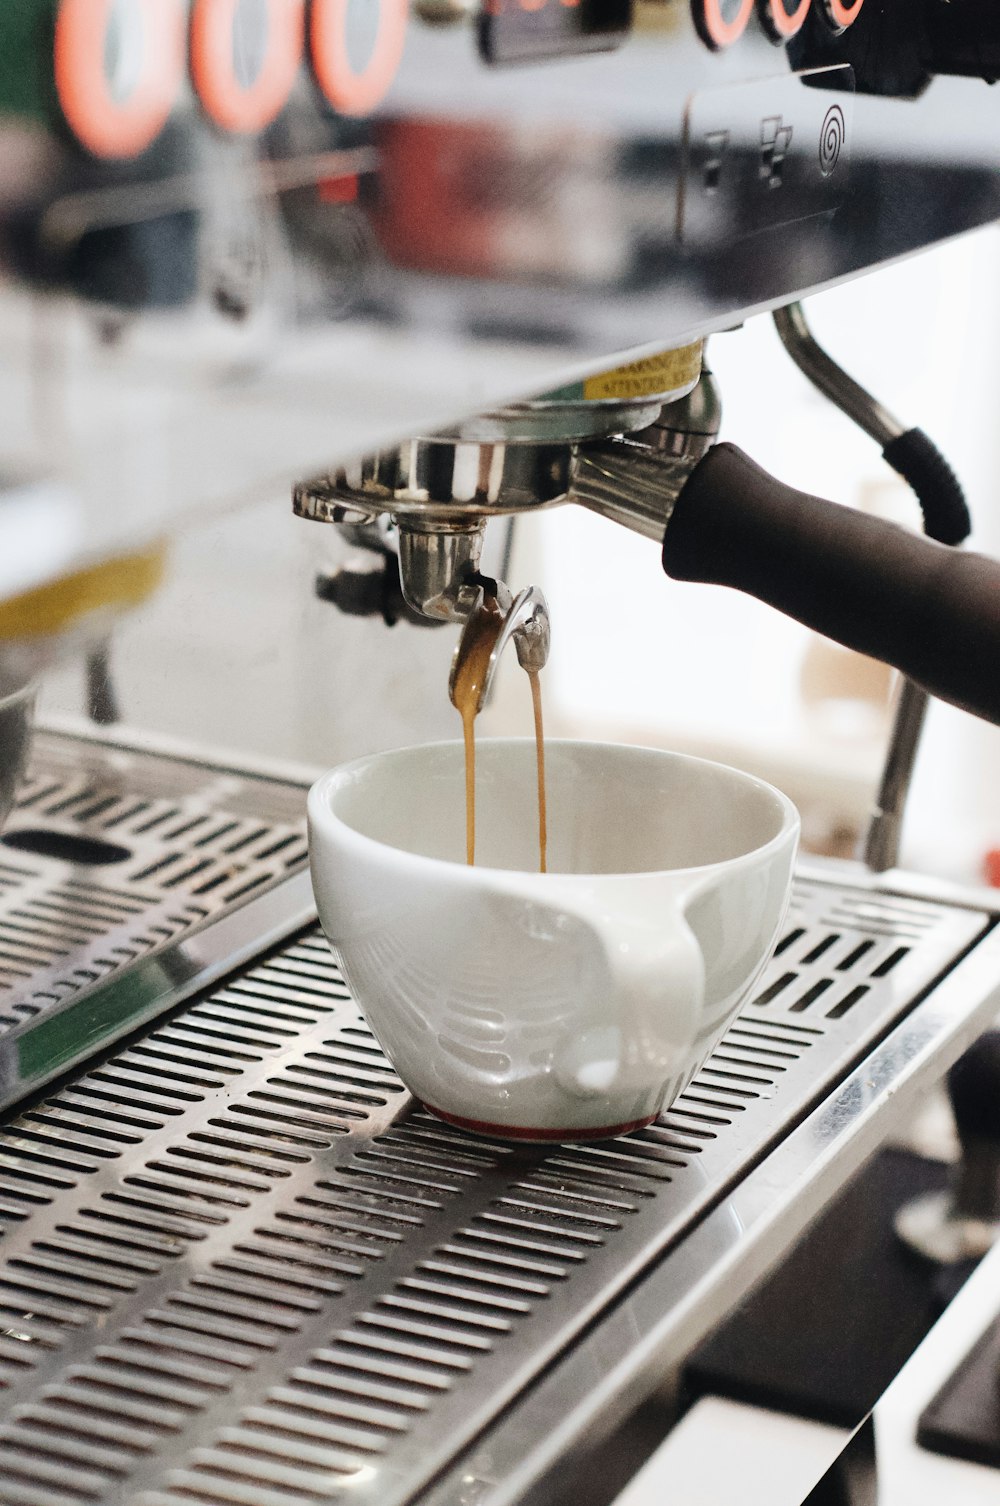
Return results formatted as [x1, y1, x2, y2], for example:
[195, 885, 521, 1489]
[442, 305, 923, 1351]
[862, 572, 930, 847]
[3, 2, 1000, 1502]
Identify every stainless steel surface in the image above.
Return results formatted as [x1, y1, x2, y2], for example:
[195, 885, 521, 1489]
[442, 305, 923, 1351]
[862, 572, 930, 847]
[295, 432, 568, 626]
[634, 366, 724, 463]
[84, 644, 121, 728]
[4, 7, 998, 1493]
[398, 522, 486, 623]
[0, 866, 316, 1118]
[6, 7, 999, 592]
[568, 365, 724, 539]
[295, 441, 576, 525]
[449, 584, 551, 712]
[0, 685, 34, 836]
[295, 359, 720, 629]
[291, 482, 378, 530]
[773, 300, 905, 448]
[0, 730, 309, 1108]
[569, 438, 696, 542]
[297, 360, 717, 555]
[432, 397, 669, 447]
[864, 678, 931, 874]
[299, 349, 701, 453]
[0, 866, 993, 1506]
[503, 586, 550, 677]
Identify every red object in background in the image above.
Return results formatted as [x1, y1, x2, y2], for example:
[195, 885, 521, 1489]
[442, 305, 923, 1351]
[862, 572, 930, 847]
[318, 174, 359, 204]
[984, 849, 1000, 888]
[374, 120, 503, 276]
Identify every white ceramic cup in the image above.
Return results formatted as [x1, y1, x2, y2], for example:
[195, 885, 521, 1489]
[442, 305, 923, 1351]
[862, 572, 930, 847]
[308, 739, 799, 1140]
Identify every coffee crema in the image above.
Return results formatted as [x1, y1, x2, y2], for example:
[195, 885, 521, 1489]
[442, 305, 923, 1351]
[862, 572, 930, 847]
[451, 592, 547, 872]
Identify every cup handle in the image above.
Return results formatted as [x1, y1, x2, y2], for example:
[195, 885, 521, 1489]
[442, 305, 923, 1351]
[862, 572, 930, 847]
[551, 899, 706, 1101]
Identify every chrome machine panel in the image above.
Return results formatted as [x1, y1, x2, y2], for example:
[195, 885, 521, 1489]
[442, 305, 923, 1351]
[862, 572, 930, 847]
[1, 0, 999, 587]
[0, 728, 311, 1109]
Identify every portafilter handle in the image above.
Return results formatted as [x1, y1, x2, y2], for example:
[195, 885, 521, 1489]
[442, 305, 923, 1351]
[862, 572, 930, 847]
[661, 442, 1000, 727]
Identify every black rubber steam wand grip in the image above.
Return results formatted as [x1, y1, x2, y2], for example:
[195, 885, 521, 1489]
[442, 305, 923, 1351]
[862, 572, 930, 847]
[662, 443, 1000, 726]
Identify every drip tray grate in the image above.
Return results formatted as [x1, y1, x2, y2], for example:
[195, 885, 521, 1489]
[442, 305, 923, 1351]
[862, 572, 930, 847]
[0, 731, 309, 1098]
[0, 873, 991, 1506]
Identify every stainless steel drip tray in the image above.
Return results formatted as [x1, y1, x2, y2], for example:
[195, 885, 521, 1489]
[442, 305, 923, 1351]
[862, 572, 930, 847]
[0, 867, 998, 1506]
[0, 728, 310, 1109]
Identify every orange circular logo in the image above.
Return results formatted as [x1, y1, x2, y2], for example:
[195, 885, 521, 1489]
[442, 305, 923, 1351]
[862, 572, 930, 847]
[190, 0, 306, 133]
[54, 0, 186, 159]
[310, 0, 409, 118]
[821, 0, 864, 29]
[691, 0, 755, 50]
[55, 0, 409, 157]
[759, 0, 811, 41]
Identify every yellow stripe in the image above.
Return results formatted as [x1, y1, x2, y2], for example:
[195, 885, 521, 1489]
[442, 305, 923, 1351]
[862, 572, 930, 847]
[582, 341, 703, 402]
[0, 545, 167, 640]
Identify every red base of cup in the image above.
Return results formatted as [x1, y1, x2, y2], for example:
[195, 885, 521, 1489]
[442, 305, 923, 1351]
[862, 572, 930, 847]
[421, 1102, 657, 1142]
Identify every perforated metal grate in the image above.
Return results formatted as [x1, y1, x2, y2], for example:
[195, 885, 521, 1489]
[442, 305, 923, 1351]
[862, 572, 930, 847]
[740, 883, 956, 1043]
[0, 731, 309, 1070]
[0, 877, 989, 1506]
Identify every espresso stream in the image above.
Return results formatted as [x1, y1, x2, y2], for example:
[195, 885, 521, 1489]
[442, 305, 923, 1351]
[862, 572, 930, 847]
[451, 594, 547, 872]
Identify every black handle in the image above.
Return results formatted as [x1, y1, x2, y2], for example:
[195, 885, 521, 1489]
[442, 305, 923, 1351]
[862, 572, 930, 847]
[949, 1033, 1000, 1145]
[881, 427, 970, 546]
[662, 443, 1000, 725]
[948, 1033, 1000, 1225]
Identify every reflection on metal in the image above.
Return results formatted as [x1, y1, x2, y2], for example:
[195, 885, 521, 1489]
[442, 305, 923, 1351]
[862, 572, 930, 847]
[85, 643, 120, 726]
[0, 866, 993, 1504]
[570, 436, 691, 540]
[680, 67, 854, 246]
[864, 677, 931, 874]
[0, 730, 309, 1105]
[6, 13, 1000, 593]
[449, 582, 551, 711]
[569, 366, 724, 539]
[0, 683, 34, 833]
[773, 300, 904, 446]
[296, 363, 721, 631]
[295, 441, 575, 525]
[0, 863, 315, 1111]
[774, 294, 915, 874]
[296, 436, 570, 627]
[39, 148, 379, 249]
[397, 520, 486, 622]
[497, 582, 551, 676]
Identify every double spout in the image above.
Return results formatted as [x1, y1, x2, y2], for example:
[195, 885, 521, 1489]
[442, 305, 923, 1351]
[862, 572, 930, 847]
[294, 350, 719, 630]
[449, 579, 551, 715]
[293, 340, 707, 629]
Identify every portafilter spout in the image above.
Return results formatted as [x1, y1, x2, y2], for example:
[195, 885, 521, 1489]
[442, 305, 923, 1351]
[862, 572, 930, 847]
[292, 341, 706, 625]
[449, 581, 551, 716]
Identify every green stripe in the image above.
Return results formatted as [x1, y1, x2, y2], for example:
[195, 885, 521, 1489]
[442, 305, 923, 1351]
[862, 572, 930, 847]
[0, 1, 59, 127]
